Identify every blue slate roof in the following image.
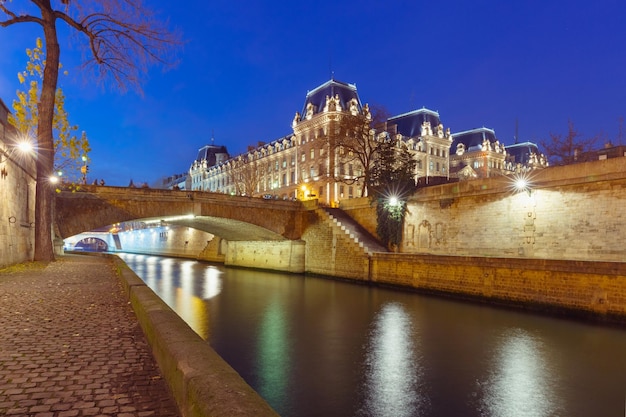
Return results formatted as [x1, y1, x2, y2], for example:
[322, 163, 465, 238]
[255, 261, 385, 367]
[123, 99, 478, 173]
[387, 108, 441, 138]
[301, 79, 362, 116]
[195, 144, 229, 166]
[505, 142, 542, 164]
[451, 127, 497, 151]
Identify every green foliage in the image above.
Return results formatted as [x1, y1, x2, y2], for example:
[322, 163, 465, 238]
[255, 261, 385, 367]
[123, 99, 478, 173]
[369, 137, 417, 249]
[8, 39, 90, 186]
[375, 197, 406, 249]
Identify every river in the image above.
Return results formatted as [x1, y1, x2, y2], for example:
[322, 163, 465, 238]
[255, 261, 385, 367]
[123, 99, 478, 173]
[117, 253, 626, 417]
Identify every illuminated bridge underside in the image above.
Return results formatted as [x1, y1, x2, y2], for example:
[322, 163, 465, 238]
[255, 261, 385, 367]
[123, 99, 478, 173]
[162, 216, 286, 241]
[54, 186, 308, 241]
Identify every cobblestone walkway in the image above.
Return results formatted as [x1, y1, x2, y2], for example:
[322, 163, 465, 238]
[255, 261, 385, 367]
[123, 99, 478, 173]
[0, 254, 180, 417]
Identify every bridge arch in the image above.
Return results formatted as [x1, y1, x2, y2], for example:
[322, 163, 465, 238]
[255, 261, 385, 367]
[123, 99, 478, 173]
[54, 186, 311, 241]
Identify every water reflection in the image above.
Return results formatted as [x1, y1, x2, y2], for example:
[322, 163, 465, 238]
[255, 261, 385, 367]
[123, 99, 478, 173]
[480, 328, 562, 417]
[359, 302, 427, 417]
[117, 253, 626, 417]
[257, 298, 291, 410]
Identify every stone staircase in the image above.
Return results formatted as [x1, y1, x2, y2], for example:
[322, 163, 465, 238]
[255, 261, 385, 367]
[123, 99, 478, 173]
[320, 207, 388, 255]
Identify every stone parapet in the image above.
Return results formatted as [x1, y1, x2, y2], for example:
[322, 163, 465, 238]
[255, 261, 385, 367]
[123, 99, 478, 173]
[369, 252, 626, 323]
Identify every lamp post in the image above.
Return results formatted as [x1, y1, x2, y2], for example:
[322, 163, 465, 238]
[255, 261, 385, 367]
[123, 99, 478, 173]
[80, 155, 88, 184]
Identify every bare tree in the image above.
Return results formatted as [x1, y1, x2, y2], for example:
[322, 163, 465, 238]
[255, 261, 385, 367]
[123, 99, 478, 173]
[540, 119, 599, 165]
[1, 0, 180, 261]
[334, 104, 391, 197]
[228, 155, 261, 196]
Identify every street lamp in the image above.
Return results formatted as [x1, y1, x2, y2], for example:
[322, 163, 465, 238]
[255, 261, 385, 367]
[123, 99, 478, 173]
[1, 137, 35, 180]
[80, 155, 88, 184]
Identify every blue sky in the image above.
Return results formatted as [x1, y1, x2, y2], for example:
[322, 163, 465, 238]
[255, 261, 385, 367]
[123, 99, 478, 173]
[1, 0, 625, 186]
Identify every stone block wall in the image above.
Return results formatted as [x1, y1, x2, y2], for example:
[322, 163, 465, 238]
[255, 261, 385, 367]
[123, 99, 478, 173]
[0, 116, 36, 267]
[115, 225, 215, 259]
[369, 253, 626, 322]
[224, 240, 305, 273]
[301, 209, 371, 279]
[342, 157, 626, 262]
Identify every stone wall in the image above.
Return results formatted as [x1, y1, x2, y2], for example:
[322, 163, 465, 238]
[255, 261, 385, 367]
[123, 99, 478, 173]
[0, 110, 36, 268]
[114, 225, 215, 259]
[342, 157, 626, 262]
[301, 208, 371, 279]
[368, 252, 626, 323]
[224, 240, 305, 273]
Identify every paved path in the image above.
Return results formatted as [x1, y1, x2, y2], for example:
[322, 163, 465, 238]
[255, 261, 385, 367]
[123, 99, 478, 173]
[0, 254, 181, 417]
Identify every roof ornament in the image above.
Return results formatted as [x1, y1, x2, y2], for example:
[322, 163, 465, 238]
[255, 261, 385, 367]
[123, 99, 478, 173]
[306, 102, 315, 120]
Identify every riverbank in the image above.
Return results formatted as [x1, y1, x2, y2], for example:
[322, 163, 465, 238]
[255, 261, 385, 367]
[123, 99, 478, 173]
[0, 253, 278, 417]
[111, 253, 280, 417]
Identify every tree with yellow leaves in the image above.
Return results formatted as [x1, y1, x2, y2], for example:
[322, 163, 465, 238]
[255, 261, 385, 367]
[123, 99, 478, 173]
[0, 0, 180, 261]
[10, 39, 91, 186]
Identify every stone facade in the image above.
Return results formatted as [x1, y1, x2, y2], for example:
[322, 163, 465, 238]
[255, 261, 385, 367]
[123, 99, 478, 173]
[0, 99, 36, 268]
[187, 80, 455, 206]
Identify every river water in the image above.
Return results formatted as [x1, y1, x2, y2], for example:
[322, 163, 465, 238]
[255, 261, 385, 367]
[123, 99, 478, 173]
[117, 253, 626, 417]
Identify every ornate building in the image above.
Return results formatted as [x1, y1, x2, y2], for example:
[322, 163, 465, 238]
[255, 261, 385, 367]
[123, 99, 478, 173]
[187, 79, 545, 203]
[450, 128, 547, 180]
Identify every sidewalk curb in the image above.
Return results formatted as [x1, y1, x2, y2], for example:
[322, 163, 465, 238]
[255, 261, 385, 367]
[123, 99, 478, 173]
[110, 255, 279, 417]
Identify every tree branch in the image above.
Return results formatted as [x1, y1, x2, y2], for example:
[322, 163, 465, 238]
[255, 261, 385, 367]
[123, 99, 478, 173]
[0, 3, 43, 26]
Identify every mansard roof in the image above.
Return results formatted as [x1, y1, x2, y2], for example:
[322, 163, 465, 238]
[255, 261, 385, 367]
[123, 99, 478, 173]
[387, 108, 441, 138]
[301, 79, 362, 116]
[505, 141, 541, 164]
[195, 144, 229, 165]
[451, 127, 498, 151]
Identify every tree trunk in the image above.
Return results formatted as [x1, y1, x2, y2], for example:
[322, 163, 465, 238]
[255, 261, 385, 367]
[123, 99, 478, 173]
[33, 3, 60, 262]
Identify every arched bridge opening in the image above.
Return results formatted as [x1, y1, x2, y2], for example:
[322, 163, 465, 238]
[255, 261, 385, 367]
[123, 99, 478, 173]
[54, 186, 312, 241]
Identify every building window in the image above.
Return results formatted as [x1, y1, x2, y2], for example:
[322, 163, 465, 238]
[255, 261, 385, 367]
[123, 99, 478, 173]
[310, 165, 315, 178]
[301, 153, 306, 162]
[282, 173, 287, 186]
[291, 171, 295, 183]
[340, 185, 344, 198]
[311, 148, 315, 160]
[349, 186, 353, 198]
[319, 163, 325, 175]
[282, 158, 287, 168]
[348, 164, 354, 176]
[319, 186, 323, 197]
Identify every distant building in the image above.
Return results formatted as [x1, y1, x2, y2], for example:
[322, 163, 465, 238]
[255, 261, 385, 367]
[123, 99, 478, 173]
[570, 142, 626, 163]
[186, 79, 548, 203]
[449, 129, 548, 180]
[159, 173, 187, 190]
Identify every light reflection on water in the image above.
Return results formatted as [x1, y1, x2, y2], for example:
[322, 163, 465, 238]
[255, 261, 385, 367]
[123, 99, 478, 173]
[257, 298, 291, 411]
[479, 329, 561, 417]
[118, 253, 626, 417]
[358, 302, 427, 417]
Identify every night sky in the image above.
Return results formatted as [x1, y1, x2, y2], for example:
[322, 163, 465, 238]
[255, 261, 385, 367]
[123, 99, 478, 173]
[1, 0, 624, 186]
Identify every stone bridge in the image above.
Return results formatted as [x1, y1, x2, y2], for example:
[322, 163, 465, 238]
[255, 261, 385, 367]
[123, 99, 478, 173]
[54, 186, 313, 242]
[54, 185, 383, 277]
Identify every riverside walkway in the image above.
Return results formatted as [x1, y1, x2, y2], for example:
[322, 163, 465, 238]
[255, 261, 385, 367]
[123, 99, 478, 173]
[0, 254, 180, 416]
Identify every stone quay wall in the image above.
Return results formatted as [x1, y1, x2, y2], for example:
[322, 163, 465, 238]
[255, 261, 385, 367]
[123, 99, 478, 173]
[341, 157, 626, 262]
[368, 253, 626, 323]
[333, 157, 626, 322]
